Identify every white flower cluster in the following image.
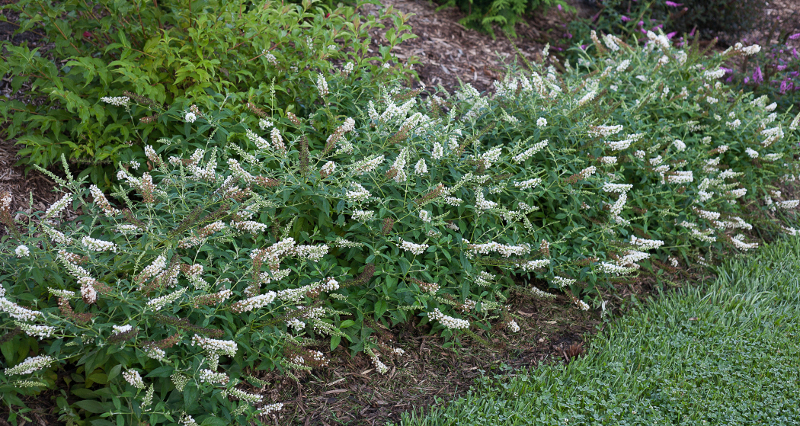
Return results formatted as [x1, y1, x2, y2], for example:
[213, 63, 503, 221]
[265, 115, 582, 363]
[428, 308, 470, 329]
[81, 236, 117, 252]
[731, 234, 758, 251]
[180, 414, 199, 426]
[222, 387, 262, 404]
[293, 244, 329, 261]
[192, 335, 238, 357]
[15, 321, 55, 339]
[123, 370, 146, 389]
[352, 210, 375, 222]
[270, 127, 286, 152]
[507, 320, 520, 333]
[415, 159, 428, 175]
[199, 369, 229, 385]
[4, 355, 55, 376]
[112, 324, 133, 335]
[316, 73, 329, 97]
[576, 300, 590, 311]
[44, 193, 72, 219]
[761, 126, 784, 147]
[697, 209, 721, 221]
[617, 250, 650, 268]
[518, 259, 550, 271]
[15, 245, 30, 257]
[600, 156, 617, 165]
[589, 125, 623, 138]
[703, 68, 726, 79]
[345, 183, 371, 203]
[259, 403, 284, 415]
[552, 276, 575, 287]
[514, 178, 542, 190]
[666, 171, 693, 184]
[146, 288, 186, 311]
[631, 235, 664, 250]
[232, 291, 277, 313]
[728, 188, 747, 198]
[0, 288, 42, 322]
[144, 346, 166, 361]
[734, 42, 761, 56]
[246, 129, 270, 150]
[89, 185, 119, 216]
[79, 278, 98, 304]
[100, 96, 130, 107]
[399, 238, 429, 255]
[602, 183, 632, 193]
[469, 241, 531, 257]
[598, 262, 636, 276]
[512, 140, 548, 163]
[475, 190, 497, 211]
[139, 255, 167, 282]
[321, 161, 336, 177]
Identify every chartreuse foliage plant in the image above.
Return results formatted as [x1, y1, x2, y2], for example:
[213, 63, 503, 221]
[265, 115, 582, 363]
[0, 0, 415, 186]
[396, 236, 800, 426]
[1, 30, 800, 425]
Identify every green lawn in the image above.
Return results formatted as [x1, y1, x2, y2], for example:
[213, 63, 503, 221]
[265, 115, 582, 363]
[397, 238, 800, 425]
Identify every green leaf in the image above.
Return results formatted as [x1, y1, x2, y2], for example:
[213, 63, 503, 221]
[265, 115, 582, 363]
[330, 334, 341, 351]
[75, 400, 110, 414]
[145, 365, 174, 378]
[374, 299, 388, 319]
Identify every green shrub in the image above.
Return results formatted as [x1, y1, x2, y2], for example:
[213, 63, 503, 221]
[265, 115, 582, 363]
[434, 0, 569, 38]
[574, 0, 767, 44]
[0, 0, 415, 186]
[1, 30, 800, 425]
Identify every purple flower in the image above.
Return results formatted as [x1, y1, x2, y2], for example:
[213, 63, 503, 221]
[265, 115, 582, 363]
[720, 67, 733, 74]
[778, 65, 787, 71]
[789, 33, 800, 40]
[581, 44, 588, 50]
[621, 15, 631, 22]
[753, 66, 764, 84]
[780, 79, 789, 94]
[638, 21, 645, 26]
[564, 32, 573, 39]
[557, 4, 562, 10]
[666, 31, 677, 39]
[792, 48, 798, 59]
[725, 76, 733, 83]
[744, 76, 750, 84]
[665, 1, 683, 6]
[689, 27, 696, 37]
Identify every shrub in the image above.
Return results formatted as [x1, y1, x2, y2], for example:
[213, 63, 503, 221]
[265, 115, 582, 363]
[1, 30, 800, 425]
[0, 0, 415, 186]
[573, 0, 767, 44]
[434, 0, 569, 38]
[721, 29, 800, 113]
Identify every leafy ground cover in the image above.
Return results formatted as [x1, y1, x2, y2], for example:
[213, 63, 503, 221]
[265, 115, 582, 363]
[397, 235, 800, 425]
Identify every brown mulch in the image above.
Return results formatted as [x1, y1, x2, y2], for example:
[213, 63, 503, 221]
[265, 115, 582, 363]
[363, 0, 598, 94]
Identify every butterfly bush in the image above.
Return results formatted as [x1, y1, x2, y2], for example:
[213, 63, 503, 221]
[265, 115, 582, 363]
[0, 29, 799, 425]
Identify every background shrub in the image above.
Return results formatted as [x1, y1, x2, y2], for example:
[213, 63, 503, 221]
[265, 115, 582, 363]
[573, 0, 767, 44]
[1, 28, 799, 426]
[0, 0, 415, 186]
[434, 0, 569, 38]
